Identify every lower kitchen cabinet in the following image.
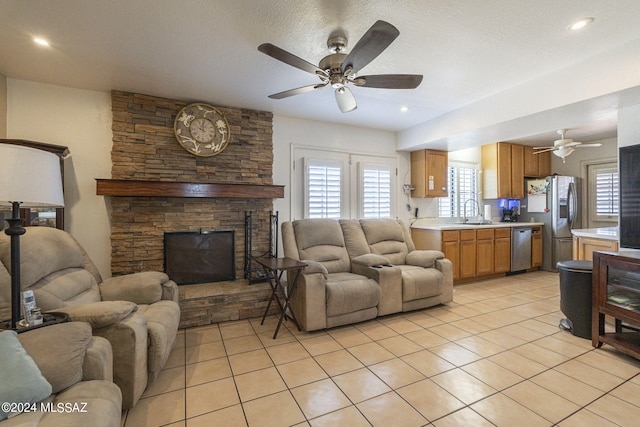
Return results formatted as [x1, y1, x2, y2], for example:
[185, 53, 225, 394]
[460, 229, 477, 279]
[494, 228, 512, 273]
[573, 235, 618, 260]
[411, 225, 541, 282]
[476, 229, 495, 276]
[532, 226, 543, 267]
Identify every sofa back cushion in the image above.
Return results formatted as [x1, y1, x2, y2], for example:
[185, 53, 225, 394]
[359, 219, 409, 265]
[291, 219, 351, 273]
[0, 227, 103, 311]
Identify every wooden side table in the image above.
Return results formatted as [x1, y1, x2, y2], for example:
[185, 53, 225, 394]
[255, 257, 307, 339]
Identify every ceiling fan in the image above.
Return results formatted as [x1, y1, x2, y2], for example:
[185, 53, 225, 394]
[258, 20, 423, 113]
[533, 129, 602, 162]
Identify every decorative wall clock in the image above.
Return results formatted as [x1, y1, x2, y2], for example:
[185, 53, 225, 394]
[173, 103, 230, 157]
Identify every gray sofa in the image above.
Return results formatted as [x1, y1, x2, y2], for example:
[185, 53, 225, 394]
[0, 227, 180, 409]
[1, 322, 121, 427]
[282, 218, 453, 332]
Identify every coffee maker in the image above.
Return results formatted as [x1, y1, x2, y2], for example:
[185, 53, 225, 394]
[502, 208, 518, 222]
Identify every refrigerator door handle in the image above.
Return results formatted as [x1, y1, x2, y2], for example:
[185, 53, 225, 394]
[568, 182, 577, 230]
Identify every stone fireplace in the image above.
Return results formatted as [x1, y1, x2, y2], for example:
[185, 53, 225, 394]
[102, 91, 283, 327]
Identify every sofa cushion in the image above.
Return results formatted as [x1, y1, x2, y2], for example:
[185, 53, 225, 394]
[32, 268, 102, 311]
[400, 266, 444, 302]
[18, 322, 94, 394]
[325, 273, 380, 317]
[360, 219, 409, 265]
[294, 219, 351, 273]
[0, 331, 52, 420]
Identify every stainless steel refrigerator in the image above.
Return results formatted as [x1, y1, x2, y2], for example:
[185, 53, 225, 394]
[521, 175, 581, 271]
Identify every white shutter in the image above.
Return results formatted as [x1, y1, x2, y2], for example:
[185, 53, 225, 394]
[438, 163, 479, 219]
[589, 165, 619, 221]
[305, 158, 342, 218]
[360, 163, 391, 218]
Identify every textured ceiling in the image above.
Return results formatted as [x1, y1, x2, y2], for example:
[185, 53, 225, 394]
[1, 0, 639, 149]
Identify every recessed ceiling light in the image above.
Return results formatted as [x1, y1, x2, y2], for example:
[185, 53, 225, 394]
[400, 106, 409, 112]
[33, 37, 50, 47]
[568, 17, 594, 31]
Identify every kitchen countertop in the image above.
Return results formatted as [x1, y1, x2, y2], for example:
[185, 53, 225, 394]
[411, 221, 544, 231]
[571, 226, 618, 240]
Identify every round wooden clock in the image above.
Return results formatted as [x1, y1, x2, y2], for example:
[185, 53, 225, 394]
[173, 103, 230, 157]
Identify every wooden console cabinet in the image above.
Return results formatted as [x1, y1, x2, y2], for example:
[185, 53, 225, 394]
[593, 251, 640, 359]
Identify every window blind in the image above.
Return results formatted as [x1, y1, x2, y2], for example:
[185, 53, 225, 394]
[361, 165, 391, 218]
[305, 159, 342, 218]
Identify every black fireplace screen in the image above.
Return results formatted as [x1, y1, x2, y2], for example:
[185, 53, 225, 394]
[164, 230, 235, 285]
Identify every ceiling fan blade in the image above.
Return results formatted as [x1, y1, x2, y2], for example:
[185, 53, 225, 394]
[564, 141, 581, 147]
[258, 43, 325, 76]
[342, 20, 399, 75]
[533, 147, 557, 154]
[533, 146, 553, 150]
[335, 87, 357, 113]
[268, 83, 327, 99]
[356, 74, 423, 89]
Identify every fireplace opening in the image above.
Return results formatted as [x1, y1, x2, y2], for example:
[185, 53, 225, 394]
[164, 230, 235, 285]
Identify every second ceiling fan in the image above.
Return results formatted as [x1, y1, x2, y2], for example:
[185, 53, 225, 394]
[534, 129, 602, 162]
[258, 20, 423, 113]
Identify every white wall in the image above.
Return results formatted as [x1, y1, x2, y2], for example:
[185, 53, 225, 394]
[7, 79, 113, 277]
[0, 73, 6, 137]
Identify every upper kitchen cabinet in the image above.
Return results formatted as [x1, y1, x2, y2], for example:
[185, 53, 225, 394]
[411, 149, 448, 198]
[523, 146, 552, 177]
[481, 142, 524, 199]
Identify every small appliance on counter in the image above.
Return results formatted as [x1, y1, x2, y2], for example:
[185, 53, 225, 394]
[501, 199, 520, 222]
[502, 208, 518, 222]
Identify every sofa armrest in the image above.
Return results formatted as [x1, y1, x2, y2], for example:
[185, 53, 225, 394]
[161, 279, 179, 303]
[351, 263, 402, 316]
[352, 253, 390, 267]
[405, 250, 444, 268]
[288, 264, 328, 332]
[100, 271, 169, 304]
[435, 258, 454, 304]
[82, 336, 113, 382]
[55, 301, 138, 329]
[301, 259, 328, 275]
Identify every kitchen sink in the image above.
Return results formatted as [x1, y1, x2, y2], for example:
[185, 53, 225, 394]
[457, 222, 494, 226]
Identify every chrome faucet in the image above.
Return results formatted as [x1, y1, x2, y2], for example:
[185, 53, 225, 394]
[463, 198, 480, 223]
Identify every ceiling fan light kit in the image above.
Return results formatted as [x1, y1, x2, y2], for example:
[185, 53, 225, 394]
[258, 20, 423, 113]
[533, 129, 601, 162]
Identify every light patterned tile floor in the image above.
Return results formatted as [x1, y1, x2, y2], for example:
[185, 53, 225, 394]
[122, 270, 640, 426]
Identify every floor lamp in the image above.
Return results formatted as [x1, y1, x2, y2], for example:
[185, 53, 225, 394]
[0, 144, 64, 329]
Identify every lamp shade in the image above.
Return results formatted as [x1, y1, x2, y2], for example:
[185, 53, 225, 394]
[0, 144, 64, 208]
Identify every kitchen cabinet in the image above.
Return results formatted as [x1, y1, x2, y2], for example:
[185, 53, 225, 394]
[494, 228, 512, 273]
[441, 230, 460, 280]
[573, 236, 618, 261]
[411, 149, 448, 197]
[531, 226, 543, 267]
[459, 229, 477, 279]
[523, 146, 552, 178]
[592, 251, 640, 359]
[481, 142, 524, 199]
[476, 229, 494, 276]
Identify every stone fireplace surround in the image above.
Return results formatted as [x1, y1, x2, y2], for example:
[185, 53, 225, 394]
[104, 91, 283, 328]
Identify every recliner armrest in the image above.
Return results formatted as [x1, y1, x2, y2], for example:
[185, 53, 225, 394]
[82, 336, 113, 382]
[56, 301, 138, 328]
[300, 259, 328, 276]
[100, 271, 169, 304]
[352, 253, 390, 267]
[406, 250, 444, 268]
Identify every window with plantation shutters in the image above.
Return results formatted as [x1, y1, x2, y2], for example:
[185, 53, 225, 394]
[305, 158, 342, 218]
[589, 162, 619, 222]
[438, 163, 480, 219]
[292, 146, 397, 220]
[360, 163, 391, 218]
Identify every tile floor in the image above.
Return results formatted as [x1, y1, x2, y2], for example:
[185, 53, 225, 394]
[122, 270, 640, 426]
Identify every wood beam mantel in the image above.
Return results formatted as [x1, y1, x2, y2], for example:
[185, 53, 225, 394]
[96, 179, 284, 199]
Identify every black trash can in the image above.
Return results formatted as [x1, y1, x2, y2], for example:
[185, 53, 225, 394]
[558, 260, 593, 339]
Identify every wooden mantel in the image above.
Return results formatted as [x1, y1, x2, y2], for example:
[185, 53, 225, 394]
[96, 179, 284, 199]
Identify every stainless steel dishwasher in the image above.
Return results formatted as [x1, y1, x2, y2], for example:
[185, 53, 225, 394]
[511, 226, 532, 272]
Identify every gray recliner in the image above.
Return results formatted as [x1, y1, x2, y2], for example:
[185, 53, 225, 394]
[0, 227, 180, 409]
